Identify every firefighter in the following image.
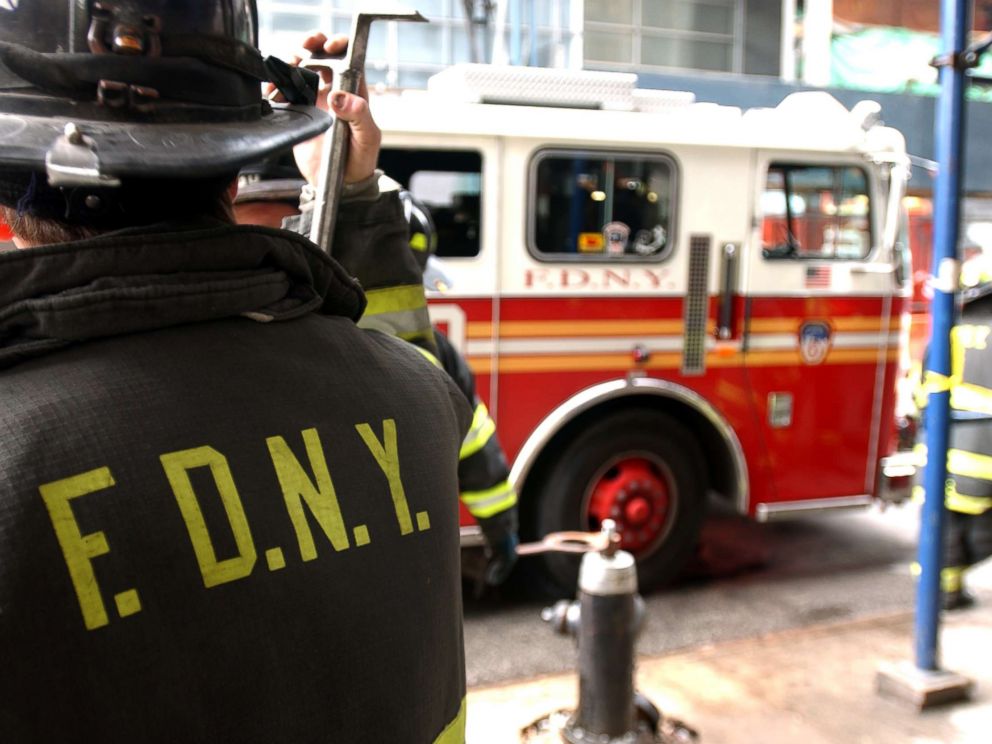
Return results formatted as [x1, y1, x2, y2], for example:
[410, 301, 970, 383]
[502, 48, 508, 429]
[235, 165, 520, 586]
[0, 3, 470, 742]
[400, 189, 520, 586]
[915, 252, 992, 610]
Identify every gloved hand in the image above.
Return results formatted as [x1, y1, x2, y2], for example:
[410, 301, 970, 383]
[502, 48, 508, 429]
[478, 509, 519, 586]
[484, 532, 519, 586]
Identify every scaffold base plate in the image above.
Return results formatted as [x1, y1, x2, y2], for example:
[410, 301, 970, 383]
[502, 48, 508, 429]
[876, 660, 973, 710]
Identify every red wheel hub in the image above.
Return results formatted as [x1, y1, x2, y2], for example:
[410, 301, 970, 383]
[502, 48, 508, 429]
[586, 457, 672, 555]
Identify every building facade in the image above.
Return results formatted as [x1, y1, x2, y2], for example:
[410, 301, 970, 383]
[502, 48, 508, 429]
[257, 0, 782, 87]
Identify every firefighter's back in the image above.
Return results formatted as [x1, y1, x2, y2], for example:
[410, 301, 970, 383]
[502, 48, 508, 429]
[0, 280, 469, 743]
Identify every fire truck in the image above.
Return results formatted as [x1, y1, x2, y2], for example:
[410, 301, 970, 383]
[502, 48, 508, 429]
[375, 65, 914, 593]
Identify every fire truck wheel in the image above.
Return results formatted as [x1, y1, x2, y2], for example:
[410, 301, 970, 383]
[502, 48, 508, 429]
[535, 410, 707, 595]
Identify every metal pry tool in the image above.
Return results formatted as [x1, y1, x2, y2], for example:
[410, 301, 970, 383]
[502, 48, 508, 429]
[304, 5, 428, 253]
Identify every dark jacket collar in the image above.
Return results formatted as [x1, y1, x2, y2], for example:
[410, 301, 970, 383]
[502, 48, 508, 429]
[0, 220, 366, 369]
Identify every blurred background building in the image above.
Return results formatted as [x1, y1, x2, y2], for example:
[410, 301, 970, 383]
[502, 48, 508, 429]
[258, 0, 992, 308]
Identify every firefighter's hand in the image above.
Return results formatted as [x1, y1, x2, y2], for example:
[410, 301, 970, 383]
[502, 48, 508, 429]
[266, 33, 381, 187]
[484, 532, 519, 586]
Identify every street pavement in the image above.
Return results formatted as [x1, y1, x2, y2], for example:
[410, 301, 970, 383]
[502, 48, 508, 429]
[466, 604, 992, 743]
[463, 504, 992, 742]
[464, 502, 922, 686]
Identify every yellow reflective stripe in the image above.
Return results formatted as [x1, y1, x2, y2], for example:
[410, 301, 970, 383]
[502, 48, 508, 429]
[363, 284, 428, 317]
[942, 566, 965, 593]
[923, 370, 953, 395]
[414, 346, 443, 369]
[912, 481, 992, 513]
[358, 311, 432, 338]
[461, 480, 518, 519]
[945, 480, 992, 514]
[459, 402, 496, 460]
[946, 448, 992, 480]
[951, 326, 967, 386]
[911, 562, 965, 592]
[911, 485, 925, 504]
[951, 382, 992, 416]
[432, 697, 466, 744]
[410, 232, 428, 251]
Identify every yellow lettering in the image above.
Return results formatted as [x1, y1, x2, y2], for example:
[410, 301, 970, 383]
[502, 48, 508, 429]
[266, 427, 350, 560]
[265, 548, 286, 571]
[39, 468, 117, 630]
[161, 446, 256, 588]
[356, 419, 413, 535]
[353, 524, 371, 546]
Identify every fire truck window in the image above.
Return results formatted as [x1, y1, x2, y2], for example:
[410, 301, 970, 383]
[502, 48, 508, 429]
[761, 164, 872, 260]
[377, 148, 483, 258]
[530, 150, 675, 262]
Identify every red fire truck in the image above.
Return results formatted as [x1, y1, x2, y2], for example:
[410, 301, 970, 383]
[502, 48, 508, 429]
[374, 66, 914, 592]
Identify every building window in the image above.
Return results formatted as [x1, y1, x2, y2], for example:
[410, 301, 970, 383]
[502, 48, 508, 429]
[585, 0, 742, 74]
[761, 164, 873, 260]
[258, 0, 579, 88]
[379, 148, 483, 259]
[529, 149, 677, 262]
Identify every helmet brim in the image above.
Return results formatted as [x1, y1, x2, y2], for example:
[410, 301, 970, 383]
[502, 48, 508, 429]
[0, 103, 330, 180]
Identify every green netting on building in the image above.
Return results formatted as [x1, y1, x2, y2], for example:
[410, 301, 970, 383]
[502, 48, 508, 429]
[831, 26, 992, 101]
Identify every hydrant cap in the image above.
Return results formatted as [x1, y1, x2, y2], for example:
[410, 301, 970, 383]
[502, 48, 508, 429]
[578, 549, 638, 596]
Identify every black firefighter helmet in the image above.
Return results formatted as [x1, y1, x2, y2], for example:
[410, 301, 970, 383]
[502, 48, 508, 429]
[397, 186, 437, 273]
[235, 150, 307, 206]
[0, 0, 329, 202]
[396, 186, 452, 292]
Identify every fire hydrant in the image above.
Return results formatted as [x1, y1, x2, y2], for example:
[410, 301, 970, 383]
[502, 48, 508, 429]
[522, 520, 698, 743]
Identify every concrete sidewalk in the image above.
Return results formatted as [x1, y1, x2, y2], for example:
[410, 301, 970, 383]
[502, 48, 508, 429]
[466, 605, 992, 743]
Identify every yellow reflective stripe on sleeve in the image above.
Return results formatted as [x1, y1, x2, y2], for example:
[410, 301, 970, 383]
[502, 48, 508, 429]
[413, 346, 443, 369]
[459, 402, 497, 460]
[942, 566, 965, 593]
[363, 284, 429, 316]
[945, 480, 992, 514]
[951, 326, 967, 387]
[461, 480, 518, 519]
[923, 370, 953, 395]
[911, 563, 966, 592]
[946, 448, 992, 481]
[432, 697, 466, 744]
[950, 382, 992, 416]
[358, 311, 433, 339]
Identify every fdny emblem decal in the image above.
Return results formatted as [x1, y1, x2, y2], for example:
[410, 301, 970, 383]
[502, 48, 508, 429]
[799, 321, 832, 365]
[603, 222, 630, 255]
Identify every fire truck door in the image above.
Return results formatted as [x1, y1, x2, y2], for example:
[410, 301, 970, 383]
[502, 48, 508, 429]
[378, 138, 499, 360]
[741, 155, 894, 509]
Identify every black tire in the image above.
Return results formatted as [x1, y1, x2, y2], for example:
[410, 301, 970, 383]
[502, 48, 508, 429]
[533, 410, 707, 596]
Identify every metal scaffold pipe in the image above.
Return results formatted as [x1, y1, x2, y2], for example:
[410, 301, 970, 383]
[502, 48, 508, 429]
[877, 0, 976, 709]
[916, 0, 971, 674]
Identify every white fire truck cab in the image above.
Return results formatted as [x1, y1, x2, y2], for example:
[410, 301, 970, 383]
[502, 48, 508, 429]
[373, 65, 913, 593]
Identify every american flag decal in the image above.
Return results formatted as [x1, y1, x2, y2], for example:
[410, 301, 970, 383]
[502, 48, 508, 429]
[805, 265, 832, 288]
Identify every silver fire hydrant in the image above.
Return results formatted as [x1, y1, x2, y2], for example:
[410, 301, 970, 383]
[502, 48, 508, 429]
[526, 521, 697, 744]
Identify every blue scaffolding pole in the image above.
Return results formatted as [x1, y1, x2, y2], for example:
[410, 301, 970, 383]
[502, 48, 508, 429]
[915, 0, 970, 673]
[878, 0, 975, 707]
